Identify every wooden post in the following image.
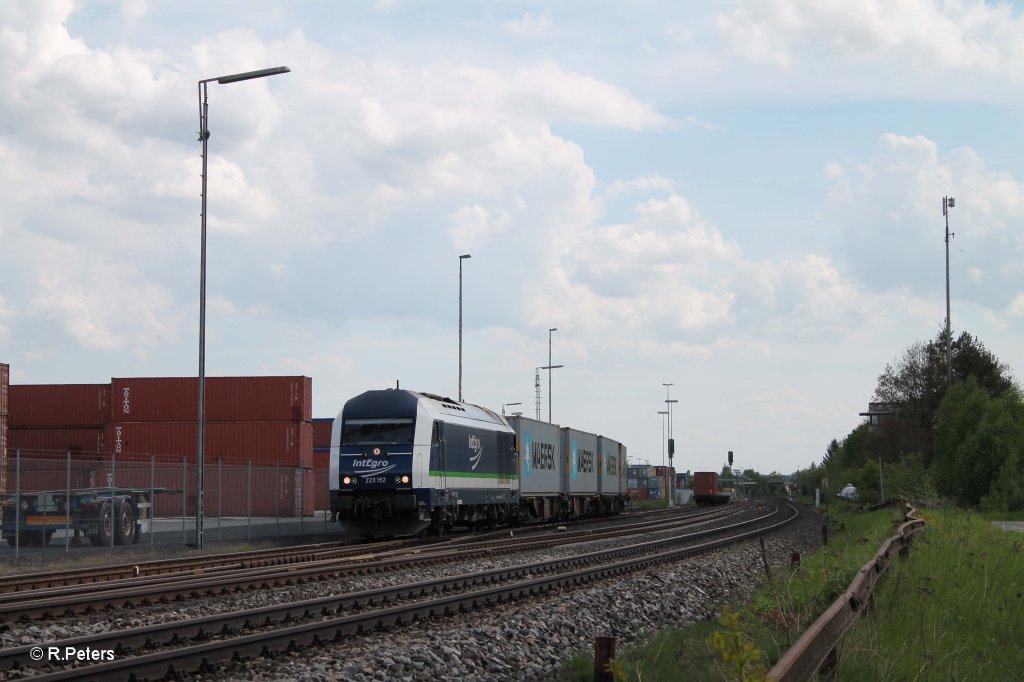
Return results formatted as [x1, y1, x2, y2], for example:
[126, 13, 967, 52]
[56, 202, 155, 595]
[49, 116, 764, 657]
[595, 636, 616, 682]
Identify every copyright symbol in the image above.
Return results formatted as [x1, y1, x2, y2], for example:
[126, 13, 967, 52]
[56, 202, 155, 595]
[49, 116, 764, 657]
[29, 647, 43, 661]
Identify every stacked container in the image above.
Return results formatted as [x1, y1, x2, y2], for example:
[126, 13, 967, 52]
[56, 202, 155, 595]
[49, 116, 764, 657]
[0, 364, 8, 493]
[311, 417, 334, 512]
[6, 375, 314, 516]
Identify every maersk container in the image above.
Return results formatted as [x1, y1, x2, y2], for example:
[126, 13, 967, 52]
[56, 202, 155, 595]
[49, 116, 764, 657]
[508, 415, 562, 496]
[110, 376, 312, 423]
[104, 421, 312, 467]
[9, 384, 111, 427]
[597, 436, 622, 496]
[562, 427, 599, 496]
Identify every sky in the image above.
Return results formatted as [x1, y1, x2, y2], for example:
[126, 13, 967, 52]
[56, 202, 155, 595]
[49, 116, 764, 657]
[2, 0, 1023, 476]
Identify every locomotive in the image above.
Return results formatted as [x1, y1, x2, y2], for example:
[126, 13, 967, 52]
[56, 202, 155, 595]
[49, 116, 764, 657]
[329, 388, 628, 538]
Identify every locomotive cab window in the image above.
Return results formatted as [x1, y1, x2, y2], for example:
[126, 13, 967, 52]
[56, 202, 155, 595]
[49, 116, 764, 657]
[341, 418, 415, 445]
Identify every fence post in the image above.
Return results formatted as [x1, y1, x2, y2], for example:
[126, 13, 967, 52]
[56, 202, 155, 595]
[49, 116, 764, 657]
[247, 459, 252, 544]
[109, 452, 116, 548]
[181, 457, 187, 547]
[299, 466, 305, 538]
[217, 457, 222, 545]
[275, 462, 280, 536]
[14, 449, 20, 561]
[150, 454, 155, 552]
[65, 450, 71, 552]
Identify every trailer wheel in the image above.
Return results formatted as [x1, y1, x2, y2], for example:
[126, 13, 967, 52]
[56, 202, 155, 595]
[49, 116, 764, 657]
[94, 500, 114, 547]
[115, 499, 136, 546]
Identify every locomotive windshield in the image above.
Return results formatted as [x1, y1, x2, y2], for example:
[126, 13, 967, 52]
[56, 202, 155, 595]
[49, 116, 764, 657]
[341, 417, 415, 445]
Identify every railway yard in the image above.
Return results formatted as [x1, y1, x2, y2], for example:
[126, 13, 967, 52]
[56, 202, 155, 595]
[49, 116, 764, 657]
[0, 499, 821, 681]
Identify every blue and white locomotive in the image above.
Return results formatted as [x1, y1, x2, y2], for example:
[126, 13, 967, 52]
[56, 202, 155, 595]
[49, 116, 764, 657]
[329, 388, 627, 538]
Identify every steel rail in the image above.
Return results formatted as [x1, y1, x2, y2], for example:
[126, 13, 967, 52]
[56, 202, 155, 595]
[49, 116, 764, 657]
[10, 502, 799, 681]
[0, 505, 749, 622]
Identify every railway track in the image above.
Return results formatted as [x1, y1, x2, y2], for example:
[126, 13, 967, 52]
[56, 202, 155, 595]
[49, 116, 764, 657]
[1, 500, 799, 680]
[0, 504, 745, 622]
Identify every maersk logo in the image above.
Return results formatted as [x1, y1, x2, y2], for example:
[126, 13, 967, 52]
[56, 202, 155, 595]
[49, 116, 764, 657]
[571, 440, 577, 480]
[469, 435, 483, 470]
[523, 433, 532, 478]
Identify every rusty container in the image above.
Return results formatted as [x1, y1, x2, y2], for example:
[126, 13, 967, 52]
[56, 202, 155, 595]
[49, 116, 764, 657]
[110, 376, 312, 423]
[8, 427, 106, 457]
[105, 421, 312, 467]
[9, 384, 111, 427]
[312, 417, 333, 450]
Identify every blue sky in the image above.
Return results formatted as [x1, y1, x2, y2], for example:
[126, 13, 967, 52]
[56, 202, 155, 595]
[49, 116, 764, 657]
[3, 1, 1024, 476]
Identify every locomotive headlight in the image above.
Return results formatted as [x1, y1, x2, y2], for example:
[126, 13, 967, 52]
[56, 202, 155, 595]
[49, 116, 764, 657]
[342, 476, 352, 485]
[20, 500, 29, 511]
[401, 475, 410, 484]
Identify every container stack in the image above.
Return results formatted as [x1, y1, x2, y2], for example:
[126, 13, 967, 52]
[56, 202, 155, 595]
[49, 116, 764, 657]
[6, 375, 314, 516]
[0, 363, 8, 491]
[311, 417, 334, 511]
[627, 464, 654, 500]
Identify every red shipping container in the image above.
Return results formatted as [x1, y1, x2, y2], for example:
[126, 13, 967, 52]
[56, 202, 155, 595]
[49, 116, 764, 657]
[312, 417, 333, 449]
[111, 376, 312, 423]
[1, 362, 9, 415]
[9, 384, 111, 427]
[8, 428, 106, 457]
[311, 450, 330, 511]
[105, 421, 312, 467]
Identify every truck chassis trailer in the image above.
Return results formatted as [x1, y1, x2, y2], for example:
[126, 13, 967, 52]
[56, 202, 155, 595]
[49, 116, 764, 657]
[1, 488, 176, 547]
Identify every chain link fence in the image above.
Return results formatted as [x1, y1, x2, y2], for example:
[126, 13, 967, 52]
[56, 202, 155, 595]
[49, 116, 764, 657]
[0, 448, 336, 568]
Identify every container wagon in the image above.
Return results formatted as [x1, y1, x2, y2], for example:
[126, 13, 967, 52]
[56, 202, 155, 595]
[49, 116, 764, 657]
[692, 471, 730, 506]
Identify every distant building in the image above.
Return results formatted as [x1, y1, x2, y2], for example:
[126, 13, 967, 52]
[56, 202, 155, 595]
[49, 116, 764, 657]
[859, 402, 897, 430]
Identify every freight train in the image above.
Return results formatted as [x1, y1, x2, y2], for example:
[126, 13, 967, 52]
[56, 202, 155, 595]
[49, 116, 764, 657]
[329, 388, 628, 538]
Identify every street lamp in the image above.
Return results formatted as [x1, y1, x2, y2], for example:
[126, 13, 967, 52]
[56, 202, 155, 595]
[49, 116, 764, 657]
[663, 383, 678, 507]
[542, 328, 563, 423]
[657, 410, 668, 501]
[502, 402, 522, 416]
[458, 254, 471, 402]
[943, 196, 956, 387]
[196, 65, 289, 549]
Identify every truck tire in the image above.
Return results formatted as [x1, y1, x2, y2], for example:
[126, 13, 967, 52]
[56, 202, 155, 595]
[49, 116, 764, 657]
[95, 500, 114, 547]
[115, 498, 136, 545]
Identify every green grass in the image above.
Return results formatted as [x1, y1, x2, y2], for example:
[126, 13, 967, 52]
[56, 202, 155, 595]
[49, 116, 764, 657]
[553, 503, 903, 681]
[556, 504, 1024, 681]
[837, 509, 1024, 680]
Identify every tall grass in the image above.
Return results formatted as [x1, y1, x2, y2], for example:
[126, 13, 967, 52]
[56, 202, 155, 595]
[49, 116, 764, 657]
[838, 509, 1024, 680]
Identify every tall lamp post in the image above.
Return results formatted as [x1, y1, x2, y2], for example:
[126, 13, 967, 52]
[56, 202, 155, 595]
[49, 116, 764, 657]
[663, 383, 678, 507]
[943, 196, 955, 387]
[196, 65, 289, 549]
[502, 402, 522, 416]
[657, 410, 668, 501]
[458, 254, 471, 401]
[542, 328, 563, 423]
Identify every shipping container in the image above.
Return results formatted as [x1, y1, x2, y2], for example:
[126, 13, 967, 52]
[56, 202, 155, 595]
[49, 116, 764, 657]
[647, 487, 662, 499]
[0, 363, 8, 415]
[311, 449, 331, 511]
[597, 436, 622, 496]
[509, 416, 562, 497]
[104, 421, 312, 467]
[628, 464, 653, 480]
[693, 471, 719, 497]
[9, 384, 110, 427]
[109, 376, 312, 423]
[562, 427, 599, 496]
[8, 428, 106, 457]
[312, 417, 333, 450]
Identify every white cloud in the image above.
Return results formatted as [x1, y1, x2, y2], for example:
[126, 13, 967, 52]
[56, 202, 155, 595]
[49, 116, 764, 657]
[503, 11, 552, 39]
[717, 0, 1023, 77]
[823, 133, 1024, 311]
